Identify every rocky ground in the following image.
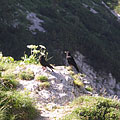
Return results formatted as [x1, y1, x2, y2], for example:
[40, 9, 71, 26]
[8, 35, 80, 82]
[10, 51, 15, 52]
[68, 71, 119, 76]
[15, 55, 120, 120]
[15, 64, 94, 120]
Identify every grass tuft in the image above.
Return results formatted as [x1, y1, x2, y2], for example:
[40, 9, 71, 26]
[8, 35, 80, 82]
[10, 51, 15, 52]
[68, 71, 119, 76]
[72, 74, 84, 87]
[0, 73, 18, 91]
[39, 82, 50, 88]
[35, 75, 48, 82]
[19, 69, 34, 80]
[85, 86, 93, 92]
[0, 91, 37, 120]
[73, 79, 84, 87]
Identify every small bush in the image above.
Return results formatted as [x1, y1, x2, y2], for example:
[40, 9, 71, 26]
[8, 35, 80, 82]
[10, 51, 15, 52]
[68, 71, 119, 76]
[39, 82, 50, 88]
[19, 70, 34, 80]
[35, 75, 48, 82]
[0, 91, 37, 120]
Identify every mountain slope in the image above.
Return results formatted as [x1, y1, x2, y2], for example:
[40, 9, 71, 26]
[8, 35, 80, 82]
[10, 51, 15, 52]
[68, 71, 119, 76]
[0, 0, 120, 81]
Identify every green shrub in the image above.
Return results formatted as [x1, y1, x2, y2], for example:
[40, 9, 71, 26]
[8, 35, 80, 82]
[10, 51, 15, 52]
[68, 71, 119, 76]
[19, 70, 34, 80]
[0, 91, 37, 120]
[61, 96, 120, 120]
[35, 75, 48, 82]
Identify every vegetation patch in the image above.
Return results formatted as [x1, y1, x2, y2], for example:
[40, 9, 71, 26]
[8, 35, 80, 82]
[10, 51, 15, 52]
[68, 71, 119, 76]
[35, 75, 48, 82]
[0, 91, 37, 120]
[19, 69, 34, 80]
[0, 73, 18, 91]
[61, 96, 120, 120]
[39, 81, 50, 88]
[73, 79, 84, 87]
[85, 86, 93, 92]
[72, 74, 84, 87]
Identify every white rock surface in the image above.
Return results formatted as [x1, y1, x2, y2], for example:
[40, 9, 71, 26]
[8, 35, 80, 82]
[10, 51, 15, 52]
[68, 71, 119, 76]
[17, 65, 87, 106]
[74, 51, 119, 98]
[26, 12, 46, 34]
[14, 57, 120, 120]
[16, 64, 91, 119]
[82, 3, 98, 14]
[90, 8, 98, 14]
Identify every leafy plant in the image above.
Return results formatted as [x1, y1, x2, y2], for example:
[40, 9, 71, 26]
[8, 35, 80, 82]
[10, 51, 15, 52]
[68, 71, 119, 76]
[21, 44, 49, 64]
[0, 52, 14, 63]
